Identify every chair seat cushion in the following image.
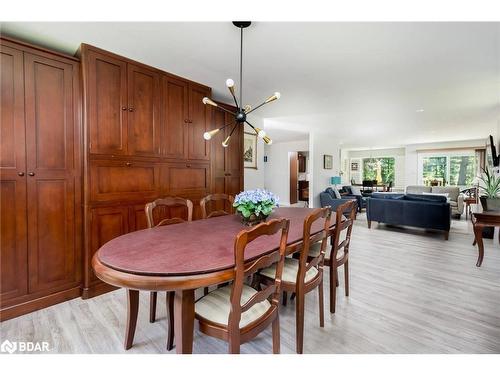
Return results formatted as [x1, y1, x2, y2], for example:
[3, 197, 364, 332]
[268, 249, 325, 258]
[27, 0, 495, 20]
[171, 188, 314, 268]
[309, 241, 345, 261]
[260, 257, 318, 284]
[195, 285, 271, 328]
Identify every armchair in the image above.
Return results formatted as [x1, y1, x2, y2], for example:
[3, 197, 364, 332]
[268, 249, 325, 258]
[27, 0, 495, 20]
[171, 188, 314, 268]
[320, 188, 358, 213]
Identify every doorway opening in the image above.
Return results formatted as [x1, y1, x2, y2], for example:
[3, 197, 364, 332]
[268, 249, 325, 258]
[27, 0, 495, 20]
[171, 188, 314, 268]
[289, 151, 309, 206]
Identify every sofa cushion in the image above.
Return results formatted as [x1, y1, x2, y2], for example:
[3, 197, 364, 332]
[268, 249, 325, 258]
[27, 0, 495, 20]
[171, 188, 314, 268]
[405, 193, 447, 203]
[325, 187, 336, 199]
[431, 186, 459, 202]
[406, 185, 432, 194]
[371, 193, 405, 200]
[342, 186, 353, 195]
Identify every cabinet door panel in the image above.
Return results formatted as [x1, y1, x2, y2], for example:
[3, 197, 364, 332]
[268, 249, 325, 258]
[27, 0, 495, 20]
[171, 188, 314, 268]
[0, 179, 28, 303]
[0, 44, 28, 303]
[128, 64, 160, 156]
[167, 163, 209, 195]
[90, 160, 160, 202]
[1, 45, 26, 173]
[188, 84, 210, 160]
[24, 52, 80, 294]
[162, 76, 188, 159]
[129, 204, 149, 231]
[87, 50, 128, 155]
[90, 207, 129, 283]
[27, 179, 77, 292]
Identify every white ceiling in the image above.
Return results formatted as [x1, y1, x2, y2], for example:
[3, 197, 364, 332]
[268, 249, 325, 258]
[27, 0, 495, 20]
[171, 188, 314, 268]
[2, 22, 498, 147]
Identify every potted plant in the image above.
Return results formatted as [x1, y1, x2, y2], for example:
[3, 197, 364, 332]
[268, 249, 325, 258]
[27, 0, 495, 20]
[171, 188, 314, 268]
[233, 189, 279, 226]
[478, 167, 500, 211]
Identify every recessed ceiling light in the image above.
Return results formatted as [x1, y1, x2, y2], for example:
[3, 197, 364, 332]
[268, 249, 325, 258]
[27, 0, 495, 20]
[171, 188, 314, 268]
[416, 109, 425, 113]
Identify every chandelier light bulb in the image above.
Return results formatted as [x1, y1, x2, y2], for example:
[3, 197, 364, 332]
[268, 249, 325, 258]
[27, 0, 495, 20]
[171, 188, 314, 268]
[226, 79, 235, 88]
[203, 128, 220, 140]
[202, 97, 218, 107]
[263, 135, 273, 145]
[256, 128, 266, 138]
[265, 92, 281, 104]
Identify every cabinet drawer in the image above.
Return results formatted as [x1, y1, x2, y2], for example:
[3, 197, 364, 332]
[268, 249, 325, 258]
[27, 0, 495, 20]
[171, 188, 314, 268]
[90, 160, 160, 202]
[165, 163, 209, 194]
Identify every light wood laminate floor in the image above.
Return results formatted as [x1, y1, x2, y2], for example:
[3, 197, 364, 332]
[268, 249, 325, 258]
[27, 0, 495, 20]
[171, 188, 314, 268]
[1, 214, 499, 354]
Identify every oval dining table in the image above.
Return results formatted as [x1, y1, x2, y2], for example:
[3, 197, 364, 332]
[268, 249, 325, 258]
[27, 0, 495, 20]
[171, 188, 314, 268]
[92, 206, 337, 354]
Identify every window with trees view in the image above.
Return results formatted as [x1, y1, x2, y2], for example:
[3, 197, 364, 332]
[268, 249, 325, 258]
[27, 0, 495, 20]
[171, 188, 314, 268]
[362, 157, 395, 184]
[421, 154, 476, 186]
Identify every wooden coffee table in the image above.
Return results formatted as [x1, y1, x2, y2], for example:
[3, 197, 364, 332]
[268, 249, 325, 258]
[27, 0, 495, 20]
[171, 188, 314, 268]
[472, 210, 500, 267]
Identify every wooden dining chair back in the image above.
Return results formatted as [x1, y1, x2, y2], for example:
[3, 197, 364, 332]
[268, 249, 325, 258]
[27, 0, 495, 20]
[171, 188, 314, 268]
[145, 197, 193, 227]
[195, 218, 290, 354]
[297, 207, 332, 290]
[140, 197, 192, 351]
[327, 199, 357, 313]
[200, 193, 234, 219]
[258, 207, 331, 354]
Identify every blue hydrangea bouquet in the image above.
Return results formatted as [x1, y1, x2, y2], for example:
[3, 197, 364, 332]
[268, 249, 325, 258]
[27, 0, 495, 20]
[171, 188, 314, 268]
[233, 189, 279, 226]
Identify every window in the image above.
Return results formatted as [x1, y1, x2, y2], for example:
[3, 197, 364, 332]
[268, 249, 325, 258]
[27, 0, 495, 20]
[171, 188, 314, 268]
[362, 157, 395, 184]
[419, 152, 477, 187]
[422, 156, 447, 185]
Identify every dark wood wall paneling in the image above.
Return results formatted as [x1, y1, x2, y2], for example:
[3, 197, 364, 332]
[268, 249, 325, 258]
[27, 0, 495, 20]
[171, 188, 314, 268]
[0, 38, 243, 319]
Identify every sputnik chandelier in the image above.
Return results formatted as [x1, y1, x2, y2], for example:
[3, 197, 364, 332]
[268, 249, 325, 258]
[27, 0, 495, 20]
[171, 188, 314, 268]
[202, 21, 280, 147]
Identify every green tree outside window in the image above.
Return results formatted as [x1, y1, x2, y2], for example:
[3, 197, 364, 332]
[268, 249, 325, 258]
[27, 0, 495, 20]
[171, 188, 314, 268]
[362, 157, 395, 184]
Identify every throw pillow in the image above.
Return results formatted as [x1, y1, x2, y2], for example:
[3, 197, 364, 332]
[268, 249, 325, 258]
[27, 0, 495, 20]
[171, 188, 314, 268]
[350, 186, 362, 196]
[332, 188, 342, 199]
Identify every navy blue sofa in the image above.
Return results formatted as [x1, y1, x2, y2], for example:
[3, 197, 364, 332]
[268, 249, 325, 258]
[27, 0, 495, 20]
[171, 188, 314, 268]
[366, 193, 451, 239]
[319, 187, 358, 212]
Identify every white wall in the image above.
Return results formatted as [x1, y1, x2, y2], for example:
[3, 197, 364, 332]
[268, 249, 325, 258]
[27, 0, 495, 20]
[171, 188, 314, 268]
[309, 132, 341, 208]
[263, 139, 309, 205]
[405, 138, 488, 186]
[347, 148, 406, 189]
[243, 119, 265, 190]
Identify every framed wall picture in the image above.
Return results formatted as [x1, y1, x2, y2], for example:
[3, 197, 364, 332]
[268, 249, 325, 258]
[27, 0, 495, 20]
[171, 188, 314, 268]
[351, 161, 359, 171]
[323, 154, 333, 169]
[243, 132, 258, 169]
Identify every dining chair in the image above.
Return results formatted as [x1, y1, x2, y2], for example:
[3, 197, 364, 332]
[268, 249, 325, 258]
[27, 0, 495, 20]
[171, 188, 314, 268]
[194, 218, 290, 354]
[308, 199, 356, 313]
[200, 193, 234, 219]
[143, 196, 193, 351]
[258, 207, 332, 354]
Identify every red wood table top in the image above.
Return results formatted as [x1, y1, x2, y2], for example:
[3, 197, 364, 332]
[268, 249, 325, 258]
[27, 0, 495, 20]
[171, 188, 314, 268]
[98, 207, 332, 277]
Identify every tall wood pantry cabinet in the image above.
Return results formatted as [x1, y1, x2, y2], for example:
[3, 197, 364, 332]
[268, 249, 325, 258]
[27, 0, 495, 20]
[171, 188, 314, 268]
[0, 37, 82, 320]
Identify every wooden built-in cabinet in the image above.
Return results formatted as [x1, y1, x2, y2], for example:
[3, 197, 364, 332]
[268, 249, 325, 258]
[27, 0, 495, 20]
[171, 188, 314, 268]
[80, 44, 242, 297]
[0, 37, 82, 320]
[0, 37, 243, 316]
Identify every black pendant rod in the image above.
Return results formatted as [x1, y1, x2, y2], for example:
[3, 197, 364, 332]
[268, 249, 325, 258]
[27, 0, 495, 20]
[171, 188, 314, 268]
[239, 26, 243, 111]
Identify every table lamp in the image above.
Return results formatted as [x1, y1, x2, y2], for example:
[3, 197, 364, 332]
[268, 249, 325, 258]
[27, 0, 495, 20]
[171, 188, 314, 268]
[330, 176, 341, 189]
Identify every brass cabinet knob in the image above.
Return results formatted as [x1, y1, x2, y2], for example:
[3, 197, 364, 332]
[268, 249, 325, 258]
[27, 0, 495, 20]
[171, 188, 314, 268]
[28, 172, 35, 176]
[18, 172, 25, 176]
[126, 162, 132, 167]
[122, 107, 127, 111]
[128, 108, 134, 112]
